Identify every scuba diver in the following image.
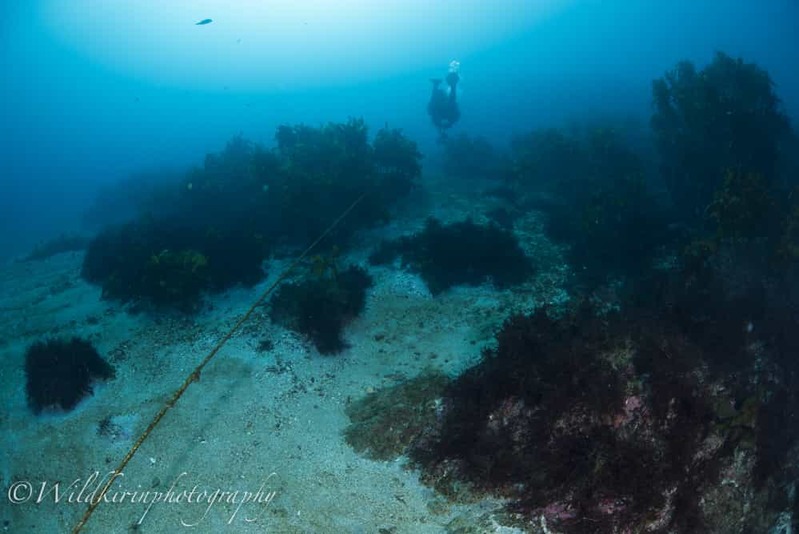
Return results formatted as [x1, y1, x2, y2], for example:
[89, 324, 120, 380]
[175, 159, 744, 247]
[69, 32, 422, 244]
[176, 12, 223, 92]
[428, 60, 461, 140]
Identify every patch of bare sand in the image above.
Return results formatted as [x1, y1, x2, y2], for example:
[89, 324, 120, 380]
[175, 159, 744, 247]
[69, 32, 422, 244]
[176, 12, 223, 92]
[0, 222, 567, 533]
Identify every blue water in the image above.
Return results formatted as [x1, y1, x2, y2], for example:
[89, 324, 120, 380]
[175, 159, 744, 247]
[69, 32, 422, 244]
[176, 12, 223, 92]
[2, 1, 797, 260]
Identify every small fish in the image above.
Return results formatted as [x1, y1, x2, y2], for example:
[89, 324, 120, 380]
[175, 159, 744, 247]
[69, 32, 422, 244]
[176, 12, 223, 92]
[195, 18, 213, 25]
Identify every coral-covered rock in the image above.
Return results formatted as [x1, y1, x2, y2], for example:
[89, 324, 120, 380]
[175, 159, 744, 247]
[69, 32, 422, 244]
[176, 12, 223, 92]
[400, 300, 794, 532]
[651, 52, 791, 224]
[369, 218, 532, 294]
[269, 265, 373, 354]
[344, 372, 449, 460]
[81, 120, 422, 311]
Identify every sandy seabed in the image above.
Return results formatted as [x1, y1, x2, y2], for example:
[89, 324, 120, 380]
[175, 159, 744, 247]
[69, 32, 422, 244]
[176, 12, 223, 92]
[0, 180, 569, 534]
